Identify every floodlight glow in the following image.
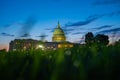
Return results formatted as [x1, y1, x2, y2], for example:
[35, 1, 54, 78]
[38, 45, 44, 48]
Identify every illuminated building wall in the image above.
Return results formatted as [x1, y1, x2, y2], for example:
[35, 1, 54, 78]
[9, 39, 75, 51]
[9, 39, 39, 51]
[9, 23, 76, 51]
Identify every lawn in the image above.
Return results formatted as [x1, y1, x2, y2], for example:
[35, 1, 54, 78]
[0, 43, 120, 80]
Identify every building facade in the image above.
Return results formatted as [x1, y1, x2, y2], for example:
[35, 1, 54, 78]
[9, 22, 74, 51]
[9, 39, 39, 51]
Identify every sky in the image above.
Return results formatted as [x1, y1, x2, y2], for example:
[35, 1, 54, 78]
[0, 0, 120, 50]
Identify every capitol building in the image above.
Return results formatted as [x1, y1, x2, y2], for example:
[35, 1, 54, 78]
[52, 22, 66, 42]
[9, 22, 74, 51]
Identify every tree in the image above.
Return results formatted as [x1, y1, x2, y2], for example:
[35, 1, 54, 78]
[114, 39, 120, 45]
[85, 32, 94, 45]
[0, 49, 6, 52]
[95, 34, 109, 45]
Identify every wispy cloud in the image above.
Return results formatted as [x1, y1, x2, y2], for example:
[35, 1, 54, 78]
[44, 27, 75, 34]
[65, 10, 120, 29]
[65, 15, 103, 27]
[63, 28, 75, 35]
[20, 33, 31, 37]
[93, 0, 120, 6]
[72, 32, 86, 35]
[2, 23, 23, 28]
[3, 24, 13, 28]
[35, 34, 48, 40]
[18, 16, 38, 37]
[63, 28, 75, 32]
[44, 27, 56, 33]
[44, 27, 56, 30]
[105, 11, 120, 17]
[0, 32, 14, 37]
[93, 25, 113, 30]
[35, 35, 48, 37]
[109, 34, 120, 38]
[97, 27, 120, 34]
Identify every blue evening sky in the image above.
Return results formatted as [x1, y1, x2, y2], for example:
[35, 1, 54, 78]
[0, 0, 120, 50]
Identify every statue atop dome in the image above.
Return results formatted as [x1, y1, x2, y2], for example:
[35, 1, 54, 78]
[58, 21, 60, 28]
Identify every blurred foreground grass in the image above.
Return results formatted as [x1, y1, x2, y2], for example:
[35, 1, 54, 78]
[0, 43, 120, 80]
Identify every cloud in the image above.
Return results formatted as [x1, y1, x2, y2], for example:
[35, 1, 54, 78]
[72, 32, 86, 35]
[65, 15, 103, 27]
[93, 25, 113, 30]
[97, 27, 120, 34]
[65, 10, 120, 28]
[3, 23, 23, 28]
[109, 34, 120, 38]
[44, 27, 75, 34]
[35, 35, 48, 37]
[20, 33, 31, 37]
[44, 27, 57, 30]
[63, 28, 75, 35]
[63, 28, 75, 32]
[93, 0, 120, 6]
[0, 32, 14, 37]
[3, 24, 12, 28]
[35, 34, 48, 41]
[63, 29, 75, 35]
[44, 28, 52, 30]
[89, 11, 120, 19]
[18, 16, 38, 37]
[105, 11, 120, 17]
[44, 27, 56, 33]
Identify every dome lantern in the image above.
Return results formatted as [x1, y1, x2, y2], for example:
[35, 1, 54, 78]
[58, 21, 60, 28]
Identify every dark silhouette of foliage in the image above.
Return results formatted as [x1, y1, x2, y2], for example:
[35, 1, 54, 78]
[85, 32, 94, 45]
[85, 32, 109, 45]
[95, 34, 109, 45]
[0, 49, 6, 52]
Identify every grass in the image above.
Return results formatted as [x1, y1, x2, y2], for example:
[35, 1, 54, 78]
[0, 43, 120, 80]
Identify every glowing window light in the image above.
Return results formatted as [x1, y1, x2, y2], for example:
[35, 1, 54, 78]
[53, 37, 65, 41]
[58, 44, 62, 48]
[36, 45, 45, 50]
[65, 45, 67, 47]
[70, 44, 73, 47]
[38, 45, 44, 48]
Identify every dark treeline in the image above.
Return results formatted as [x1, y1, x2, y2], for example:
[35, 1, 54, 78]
[0, 40, 120, 80]
[85, 32, 109, 45]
